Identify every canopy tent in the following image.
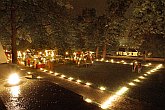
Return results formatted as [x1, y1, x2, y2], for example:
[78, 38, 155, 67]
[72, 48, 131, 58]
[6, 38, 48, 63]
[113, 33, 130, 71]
[0, 42, 7, 63]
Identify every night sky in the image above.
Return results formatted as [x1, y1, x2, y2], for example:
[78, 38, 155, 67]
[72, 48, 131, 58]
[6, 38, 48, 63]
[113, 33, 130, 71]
[72, 0, 107, 16]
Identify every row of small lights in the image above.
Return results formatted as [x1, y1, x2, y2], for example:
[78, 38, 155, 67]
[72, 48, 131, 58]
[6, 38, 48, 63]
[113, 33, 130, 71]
[98, 58, 132, 65]
[21, 67, 128, 109]
[39, 68, 108, 106]
[38, 64, 163, 109]
[21, 60, 163, 109]
[39, 68, 97, 88]
[101, 63, 163, 109]
[39, 67, 130, 109]
[99, 58, 163, 109]
[96, 58, 153, 67]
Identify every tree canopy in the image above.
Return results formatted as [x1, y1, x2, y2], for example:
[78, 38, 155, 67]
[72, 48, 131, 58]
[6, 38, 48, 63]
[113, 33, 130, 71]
[0, 0, 164, 58]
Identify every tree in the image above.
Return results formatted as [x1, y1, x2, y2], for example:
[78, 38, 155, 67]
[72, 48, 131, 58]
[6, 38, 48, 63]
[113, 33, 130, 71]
[104, 0, 132, 59]
[75, 8, 100, 52]
[132, 0, 165, 35]
[106, 0, 165, 52]
[11, 0, 17, 63]
[140, 34, 165, 57]
[0, 0, 18, 63]
[0, 0, 74, 58]
[124, 0, 165, 48]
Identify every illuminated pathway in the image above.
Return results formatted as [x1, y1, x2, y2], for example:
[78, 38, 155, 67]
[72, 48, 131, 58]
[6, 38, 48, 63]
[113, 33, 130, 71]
[19, 60, 164, 110]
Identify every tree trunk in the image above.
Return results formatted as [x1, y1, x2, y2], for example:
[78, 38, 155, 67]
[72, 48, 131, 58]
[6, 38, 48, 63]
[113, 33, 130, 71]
[11, 0, 17, 64]
[95, 46, 99, 59]
[102, 44, 106, 60]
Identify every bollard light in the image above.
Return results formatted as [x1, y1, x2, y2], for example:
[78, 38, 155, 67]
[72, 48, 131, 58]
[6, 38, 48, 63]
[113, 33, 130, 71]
[8, 73, 20, 85]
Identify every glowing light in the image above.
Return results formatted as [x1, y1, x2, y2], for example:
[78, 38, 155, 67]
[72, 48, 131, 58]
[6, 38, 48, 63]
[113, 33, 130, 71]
[17, 51, 22, 58]
[151, 70, 155, 72]
[68, 77, 73, 81]
[96, 59, 99, 61]
[99, 86, 106, 91]
[37, 76, 42, 79]
[84, 98, 92, 103]
[73, 52, 76, 55]
[61, 75, 66, 78]
[65, 52, 69, 55]
[101, 58, 104, 61]
[40, 68, 43, 71]
[139, 76, 145, 79]
[49, 71, 53, 74]
[23, 52, 26, 56]
[51, 51, 54, 57]
[27, 72, 31, 74]
[155, 64, 162, 70]
[43, 69, 48, 72]
[76, 79, 82, 83]
[147, 72, 151, 74]
[116, 61, 120, 63]
[116, 87, 129, 96]
[8, 74, 20, 85]
[123, 62, 127, 64]
[106, 60, 109, 62]
[20, 61, 24, 65]
[156, 66, 161, 69]
[86, 82, 91, 86]
[10, 86, 20, 97]
[148, 63, 152, 65]
[133, 79, 140, 82]
[144, 64, 149, 67]
[153, 68, 157, 71]
[45, 50, 48, 56]
[101, 95, 118, 109]
[144, 74, 148, 76]
[101, 86, 129, 109]
[128, 82, 136, 86]
[121, 60, 125, 63]
[111, 59, 114, 63]
[157, 64, 163, 68]
[54, 72, 59, 76]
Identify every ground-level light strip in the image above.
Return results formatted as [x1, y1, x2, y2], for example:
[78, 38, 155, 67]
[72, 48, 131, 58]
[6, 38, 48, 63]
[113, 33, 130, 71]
[20, 60, 163, 110]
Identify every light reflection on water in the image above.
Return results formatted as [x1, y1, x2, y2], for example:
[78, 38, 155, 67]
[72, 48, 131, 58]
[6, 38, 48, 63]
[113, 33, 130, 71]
[7, 86, 22, 110]
[10, 86, 20, 97]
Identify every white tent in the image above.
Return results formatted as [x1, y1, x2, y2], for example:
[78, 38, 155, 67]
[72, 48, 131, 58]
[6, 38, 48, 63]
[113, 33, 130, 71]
[0, 42, 7, 63]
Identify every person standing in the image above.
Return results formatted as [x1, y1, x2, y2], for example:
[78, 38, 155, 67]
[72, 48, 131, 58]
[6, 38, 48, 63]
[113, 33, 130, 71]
[143, 51, 146, 62]
[47, 59, 51, 69]
[27, 57, 31, 67]
[25, 54, 28, 66]
[138, 62, 142, 73]
[33, 59, 37, 68]
[132, 61, 137, 72]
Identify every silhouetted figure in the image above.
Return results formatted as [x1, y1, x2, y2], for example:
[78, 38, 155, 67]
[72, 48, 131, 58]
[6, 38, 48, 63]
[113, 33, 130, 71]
[132, 61, 137, 72]
[138, 62, 142, 73]
[27, 58, 31, 67]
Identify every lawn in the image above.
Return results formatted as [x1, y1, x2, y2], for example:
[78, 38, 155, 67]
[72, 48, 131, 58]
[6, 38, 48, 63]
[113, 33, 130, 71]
[53, 61, 149, 91]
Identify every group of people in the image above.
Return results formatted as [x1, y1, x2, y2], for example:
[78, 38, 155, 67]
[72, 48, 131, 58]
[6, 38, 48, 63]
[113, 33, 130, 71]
[132, 61, 142, 73]
[74, 51, 94, 67]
